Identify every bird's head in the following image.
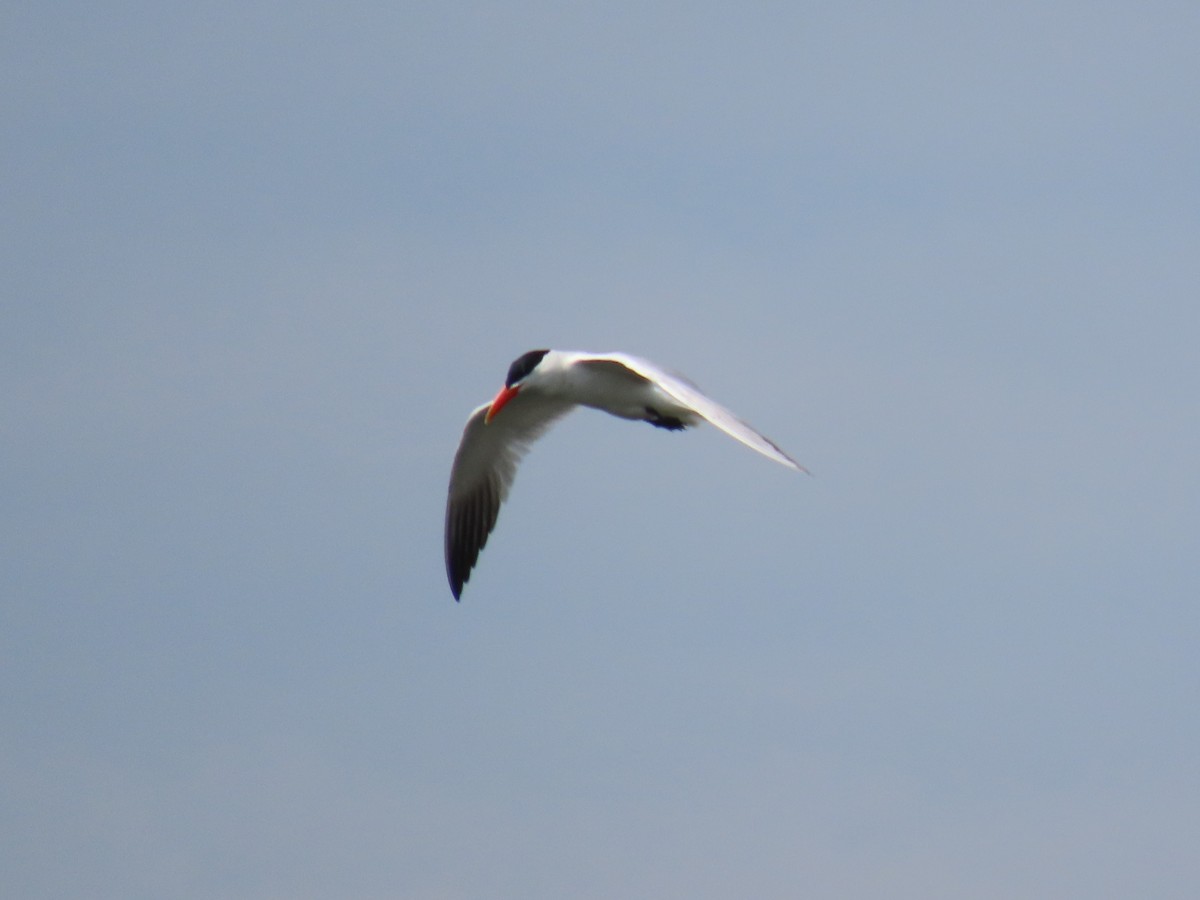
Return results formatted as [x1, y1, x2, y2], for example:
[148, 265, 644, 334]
[485, 349, 550, 423]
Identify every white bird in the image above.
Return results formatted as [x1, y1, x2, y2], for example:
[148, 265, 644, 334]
[444, 349, 807, 600]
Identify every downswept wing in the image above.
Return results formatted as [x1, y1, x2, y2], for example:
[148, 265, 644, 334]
[583, 352, 807, 472]
[444, 395, 573, 600]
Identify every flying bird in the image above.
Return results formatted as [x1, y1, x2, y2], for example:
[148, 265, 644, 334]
[444, 349, 806, 600]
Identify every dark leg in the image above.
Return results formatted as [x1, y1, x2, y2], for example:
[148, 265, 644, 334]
[644, 407, 688, 431]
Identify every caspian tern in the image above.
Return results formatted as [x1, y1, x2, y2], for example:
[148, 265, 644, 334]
[444, 349, 806, 600]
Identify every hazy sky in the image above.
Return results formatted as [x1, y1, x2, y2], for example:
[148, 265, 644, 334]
[3, 3, 1199, 898]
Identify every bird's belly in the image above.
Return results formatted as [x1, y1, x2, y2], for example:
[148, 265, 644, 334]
[579, 379, 696, 425]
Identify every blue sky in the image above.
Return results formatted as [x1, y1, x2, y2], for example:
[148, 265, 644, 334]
[3, 3, 1199, 897]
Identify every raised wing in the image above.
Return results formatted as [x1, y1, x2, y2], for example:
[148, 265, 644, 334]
[586, 352, 807, 472]
[444, 395, 573, 600]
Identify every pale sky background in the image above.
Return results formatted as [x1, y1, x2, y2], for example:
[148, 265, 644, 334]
[3, 3, 1199, 898]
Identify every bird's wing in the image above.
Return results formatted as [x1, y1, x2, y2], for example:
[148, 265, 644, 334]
[444, 394, 574, 600]
[582, 353, 807, 472]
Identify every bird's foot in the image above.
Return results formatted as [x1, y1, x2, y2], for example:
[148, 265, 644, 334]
[644, 407, 688, 431]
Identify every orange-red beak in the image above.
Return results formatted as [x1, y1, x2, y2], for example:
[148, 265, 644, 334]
[485, 385, 519, 423]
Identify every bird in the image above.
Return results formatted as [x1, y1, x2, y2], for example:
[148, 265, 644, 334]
[444, 349, 807, 600]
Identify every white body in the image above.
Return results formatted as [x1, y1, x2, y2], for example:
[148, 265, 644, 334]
[527, 351, 699, 423]
[444, 350, 805, 599]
